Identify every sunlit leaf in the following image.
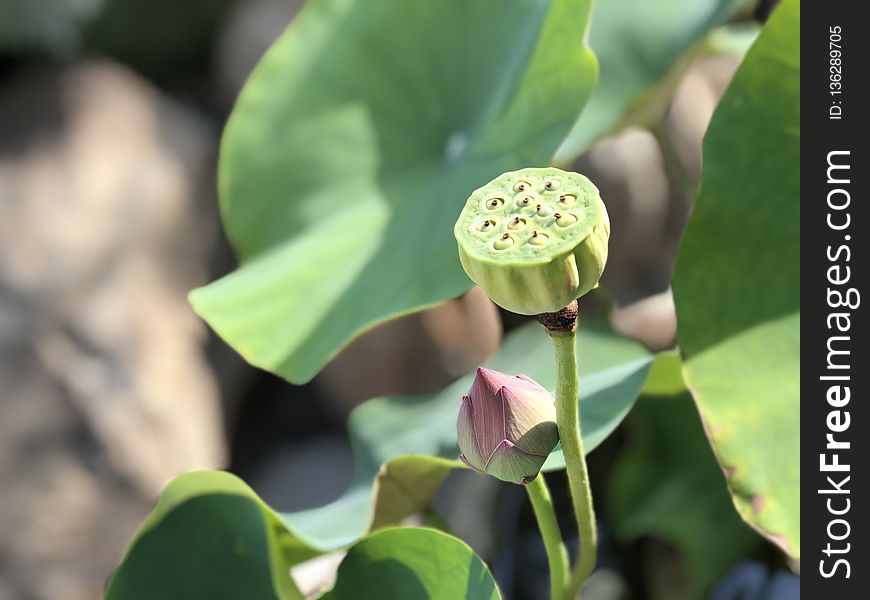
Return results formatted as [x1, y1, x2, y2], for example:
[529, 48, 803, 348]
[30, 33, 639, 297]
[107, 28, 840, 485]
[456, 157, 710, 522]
[671, 0, 800, 558]
[323, 528, 500, 600]
[106, 471, 306, 600]
[190, 0, 598, 384]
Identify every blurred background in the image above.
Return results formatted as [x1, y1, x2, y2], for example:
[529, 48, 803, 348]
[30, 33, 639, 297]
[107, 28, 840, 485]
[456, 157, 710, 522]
[0, 1, 795, 599]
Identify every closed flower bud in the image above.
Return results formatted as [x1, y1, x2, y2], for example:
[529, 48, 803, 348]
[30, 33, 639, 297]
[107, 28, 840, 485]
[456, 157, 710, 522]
[454, 167, 610, 315]
[457, 367, 559, 485]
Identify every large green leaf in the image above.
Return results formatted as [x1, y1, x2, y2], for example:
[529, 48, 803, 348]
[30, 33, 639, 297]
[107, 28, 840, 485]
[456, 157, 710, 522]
[106, 471, 307, 600]
[607, 363, 760, 596]
[671, 0, 799, 558]
[190, 0, 598, 384]
[553, 0, 740, 164]
[323, 528, 500, 600]
[109, 462, 464, 598]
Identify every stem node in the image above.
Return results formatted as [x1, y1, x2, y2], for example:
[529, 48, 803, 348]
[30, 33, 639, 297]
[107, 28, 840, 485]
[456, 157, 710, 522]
[536, 300, 578, 333]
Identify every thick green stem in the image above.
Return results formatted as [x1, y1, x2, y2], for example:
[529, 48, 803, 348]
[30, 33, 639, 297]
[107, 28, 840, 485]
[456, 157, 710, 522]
[550, 331, 597, 599]
[526, 475, 570, 600]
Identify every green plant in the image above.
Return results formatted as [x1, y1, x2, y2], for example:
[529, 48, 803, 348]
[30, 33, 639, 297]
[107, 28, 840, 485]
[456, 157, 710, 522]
[454, 165, 612, 599]
[107, 0, 800, 598]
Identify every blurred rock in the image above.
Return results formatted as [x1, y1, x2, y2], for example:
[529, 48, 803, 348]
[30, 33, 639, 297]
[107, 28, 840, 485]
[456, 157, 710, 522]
[570, 53, 739, 343]
[0, 61, 225, 598]
[574, 128, 677, 304]
[213, 0, 302, 108]
[0, 343, 151, 600]
[663, 54, 742, 185]
[317, 286, 502, 413]
[611, 289, 677, 351]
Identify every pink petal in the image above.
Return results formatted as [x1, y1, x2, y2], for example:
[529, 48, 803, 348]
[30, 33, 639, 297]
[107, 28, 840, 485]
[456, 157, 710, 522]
[457, 395, 485, 469]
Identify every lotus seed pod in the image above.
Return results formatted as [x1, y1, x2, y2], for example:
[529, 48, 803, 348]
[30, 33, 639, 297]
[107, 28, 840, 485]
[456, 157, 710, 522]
[457, 367, 559, 485]
[454, 167, 610, 315]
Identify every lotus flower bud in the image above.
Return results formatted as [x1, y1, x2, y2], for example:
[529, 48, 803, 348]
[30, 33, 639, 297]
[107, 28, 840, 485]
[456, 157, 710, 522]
[457, 367, 559, 485]
[454, 167, 610, 315]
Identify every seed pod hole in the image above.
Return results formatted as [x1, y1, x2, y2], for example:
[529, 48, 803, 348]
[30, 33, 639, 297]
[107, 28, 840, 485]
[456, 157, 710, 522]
[516, 195, 534, 208]
[485, 197, 504, 210]
[543, 179, 561, 191]
[478, 219, 497, 232]
[559, 194, 576, 205]
[494, 234, 514, 250]
[513, 180, 532, 193]
[536, 205, 554, 217]
[556, 213, 578, 227]
[528, 231, 549, 246]
[507, 217, 527, 230]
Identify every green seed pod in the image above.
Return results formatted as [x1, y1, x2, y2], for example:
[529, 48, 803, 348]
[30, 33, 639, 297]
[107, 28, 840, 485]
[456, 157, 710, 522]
[454, 168, 610, 315]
